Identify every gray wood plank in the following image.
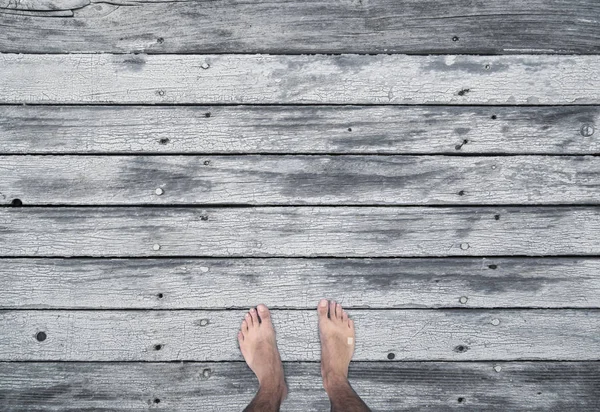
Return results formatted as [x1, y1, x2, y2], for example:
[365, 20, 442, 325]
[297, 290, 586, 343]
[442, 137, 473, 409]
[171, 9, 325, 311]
[2, 106, 598, 155]
[1, 309, 599, 361]
[1, 258, 598, 309]
[1, 207, 599, 257]
[1, 0, 600, 54]
[2, 155, 600, 205]
[1, 361, 599, 411]
[2, 54, 599, 105]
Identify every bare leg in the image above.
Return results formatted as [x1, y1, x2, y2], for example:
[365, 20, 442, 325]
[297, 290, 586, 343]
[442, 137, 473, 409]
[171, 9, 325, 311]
[318, 299, 371, 412]
[239, 304, 287, 412]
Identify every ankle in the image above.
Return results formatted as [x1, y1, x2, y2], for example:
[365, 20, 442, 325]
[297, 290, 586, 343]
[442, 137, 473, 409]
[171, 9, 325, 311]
[258, 379, 287, 398]
[322, 372, 350, 393]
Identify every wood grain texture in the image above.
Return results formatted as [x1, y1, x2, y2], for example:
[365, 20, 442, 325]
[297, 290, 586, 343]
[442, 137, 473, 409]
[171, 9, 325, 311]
[1, 309, 600, 361]
[1, 207, 599, 257]
[2, 54, 599, 105]
[1, 258, 599, 309]
[2, 155, 600, 205]
[1, 0, 600, 54]
[1, 105, 598, 155]
[1, 361, 599, 411]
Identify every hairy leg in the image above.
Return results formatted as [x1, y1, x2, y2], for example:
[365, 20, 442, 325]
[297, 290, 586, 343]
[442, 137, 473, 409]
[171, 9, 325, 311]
[318, 299, 371, 412]
[239, 304, 287, 412]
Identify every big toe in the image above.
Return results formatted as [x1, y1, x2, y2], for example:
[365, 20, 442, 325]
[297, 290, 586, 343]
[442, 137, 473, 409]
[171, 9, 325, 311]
[257, 304, 272, 323]
[317, 299, 329, 318]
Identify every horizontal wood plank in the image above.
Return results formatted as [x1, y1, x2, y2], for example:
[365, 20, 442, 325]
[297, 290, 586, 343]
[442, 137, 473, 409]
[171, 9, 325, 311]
[1, 258, 599, 309]
[1, 207, 599, 257]
[2, 54, 599, 105]
[2, 155, 600, 205]
[1, 0, 600, 54]
[1, 361, 599, 411]
[1, 105, 598, 155]
[1, 309, 599, 361]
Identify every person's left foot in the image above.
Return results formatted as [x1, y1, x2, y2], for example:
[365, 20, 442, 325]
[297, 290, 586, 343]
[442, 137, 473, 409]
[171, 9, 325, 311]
[238, 304, 287, 400]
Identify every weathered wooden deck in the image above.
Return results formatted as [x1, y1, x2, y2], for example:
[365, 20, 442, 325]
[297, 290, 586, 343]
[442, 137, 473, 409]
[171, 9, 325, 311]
[1, 1, 600, 411]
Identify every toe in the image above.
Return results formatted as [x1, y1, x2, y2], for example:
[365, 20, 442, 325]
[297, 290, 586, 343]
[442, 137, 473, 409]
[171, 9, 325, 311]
[257, 304, 271, 324]
[249, 307, 259, 325]
[335, 303, 343, 320]
[317, 299, 328, 318]
[245, 312, 253, 327]
[329, 300, 336, 319]
[242, 319, 249, 331]
[238, 331, 244, 342]
[342, 311, 349, 324]
[348, 318, 355, 330]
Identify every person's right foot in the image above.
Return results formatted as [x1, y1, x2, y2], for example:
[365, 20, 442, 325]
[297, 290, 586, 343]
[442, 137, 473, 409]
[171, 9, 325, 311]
[317, 299, 356, 391]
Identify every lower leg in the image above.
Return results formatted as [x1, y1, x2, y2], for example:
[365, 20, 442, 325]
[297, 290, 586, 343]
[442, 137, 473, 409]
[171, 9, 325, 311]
[325, 377, 371, 412]
[242, 384, 286, 412]
[318, 299, 371, 412]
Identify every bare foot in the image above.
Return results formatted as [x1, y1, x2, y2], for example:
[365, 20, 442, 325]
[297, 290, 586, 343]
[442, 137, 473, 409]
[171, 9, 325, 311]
[238, 304, 287, 400]
[317, 299, 356, 392]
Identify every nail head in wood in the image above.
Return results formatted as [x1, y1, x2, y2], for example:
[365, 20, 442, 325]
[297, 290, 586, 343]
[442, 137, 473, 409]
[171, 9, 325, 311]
[203, 368, 212, 378]
[459, 296, 468, 304]
[491, 318, 500, 326]
[460, 243, 470, 250]
[155, 188, 164, 196]
[36, 331, 47, 342]
[199, 319, 209, 326]
[201, 62, 210, 69]
[153, 244, 161, 251]
[200, 266, 209, 273]
[494, 365, 502, 372]
[581, 124, 595, 137]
